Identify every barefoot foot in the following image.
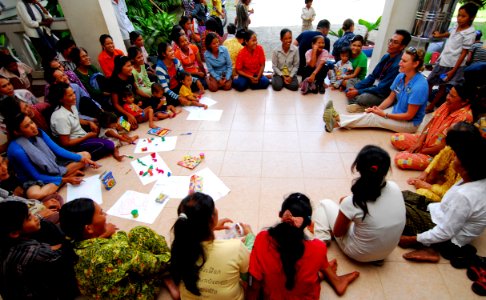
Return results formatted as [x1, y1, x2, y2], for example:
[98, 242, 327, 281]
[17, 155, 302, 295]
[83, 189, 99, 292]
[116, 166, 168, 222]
[130, 135, 139, 143]
[333, 271, 360, 296]
[113, 148, 124, 162]
[403, 248, 440, 263]
[328, 259, 338, 273]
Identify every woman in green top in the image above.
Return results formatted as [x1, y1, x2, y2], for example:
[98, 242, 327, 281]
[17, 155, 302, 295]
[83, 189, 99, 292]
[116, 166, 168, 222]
[343, 35, 367, 87]
[60, 198, 180, 300]
[70, 47, 110, 104]
[128, 46, 153, 96]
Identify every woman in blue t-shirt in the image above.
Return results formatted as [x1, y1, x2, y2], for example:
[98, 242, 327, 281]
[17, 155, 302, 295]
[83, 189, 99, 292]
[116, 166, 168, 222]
[324, 47, 429, 133]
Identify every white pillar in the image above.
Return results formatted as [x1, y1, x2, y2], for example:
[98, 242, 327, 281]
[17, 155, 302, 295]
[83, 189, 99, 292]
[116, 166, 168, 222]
[369, 0, 421, 71]
[58, 0, 127, 69]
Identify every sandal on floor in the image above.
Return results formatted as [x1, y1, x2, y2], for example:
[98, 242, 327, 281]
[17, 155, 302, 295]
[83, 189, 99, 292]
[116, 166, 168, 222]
[467, 257, 486, 281]
[472, 276, 486, 296]
[451, 253, 479, 269]
[403, 248, 441, 263]
[468, 265, 486, 282]
[440, 243, 476, 261]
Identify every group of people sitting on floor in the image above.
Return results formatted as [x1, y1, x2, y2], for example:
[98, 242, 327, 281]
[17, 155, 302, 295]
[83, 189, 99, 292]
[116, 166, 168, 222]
[1, 0, 486, 298]
[2, 121, 486, 299]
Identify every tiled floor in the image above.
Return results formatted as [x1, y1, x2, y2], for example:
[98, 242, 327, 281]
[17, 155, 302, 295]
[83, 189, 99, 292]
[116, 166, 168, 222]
[59, 86, 486, 299]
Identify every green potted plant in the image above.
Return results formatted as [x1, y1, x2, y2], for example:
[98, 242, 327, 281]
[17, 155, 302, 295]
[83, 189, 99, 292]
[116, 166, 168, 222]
[358, 16, 381, 46]
[358, 16, 381, 57]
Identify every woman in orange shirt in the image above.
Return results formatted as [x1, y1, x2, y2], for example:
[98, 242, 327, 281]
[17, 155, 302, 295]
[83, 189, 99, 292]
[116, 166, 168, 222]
[97, 34, 125, 78]
[172, 32, 207, 88]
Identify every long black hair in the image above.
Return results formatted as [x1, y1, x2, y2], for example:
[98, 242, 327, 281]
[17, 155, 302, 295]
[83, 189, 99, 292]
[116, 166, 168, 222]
[5, 112, 30, 138]
[204, 32, 219, 51]
[446, 121, 486, 181]
[350, 145, 390, 220]
[242, 30, 256, 46]
[268, 193, 312, 290]
[170, 192, 215, 296]
[127, 46, 142, 62]
[47, 82, 71, 109]
[99, 34, 112, 47]
[59, 198, 96, 241]
[157, 42, 170, 60]
[111, 55, 131, 79]
[0, 201, 29, 250]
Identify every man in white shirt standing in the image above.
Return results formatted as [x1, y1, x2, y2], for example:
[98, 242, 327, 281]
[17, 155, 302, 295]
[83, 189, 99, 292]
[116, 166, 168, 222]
[399, 122, 486, 263]
[112, 0, 135, 50]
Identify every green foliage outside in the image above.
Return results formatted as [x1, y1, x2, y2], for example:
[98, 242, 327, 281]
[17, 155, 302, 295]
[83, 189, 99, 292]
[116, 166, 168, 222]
[358, 16, 381, 45]
[329, 28, 344, 38]
[126, 0, 181, 55]
[459, 0, 485, 8]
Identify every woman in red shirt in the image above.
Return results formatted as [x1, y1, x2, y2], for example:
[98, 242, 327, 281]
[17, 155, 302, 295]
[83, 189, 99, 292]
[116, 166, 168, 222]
[247, 193, 359, 299]
[233, 30, 270, 91]
[97, 34, 125, 78]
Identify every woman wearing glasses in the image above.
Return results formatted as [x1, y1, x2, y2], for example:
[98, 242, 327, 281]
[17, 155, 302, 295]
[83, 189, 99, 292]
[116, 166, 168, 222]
[323, 47, 428, 133]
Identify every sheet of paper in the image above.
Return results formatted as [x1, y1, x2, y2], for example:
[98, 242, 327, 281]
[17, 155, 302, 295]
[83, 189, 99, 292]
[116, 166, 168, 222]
[193, 168, 230, 201]
[186, 109, 223, 121]
[149, 176, 191, 199]
[183, 97, 217, 112]
[148, 168, 230, 201]
[134, 136, 177, 153]
[130, 153, 172, 185]
[107, 190, 167, 224]
[66, 174, 103, 204]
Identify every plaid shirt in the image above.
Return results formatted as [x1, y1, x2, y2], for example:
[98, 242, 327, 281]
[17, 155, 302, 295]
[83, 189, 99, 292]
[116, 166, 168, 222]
[0, 239, 63, 299]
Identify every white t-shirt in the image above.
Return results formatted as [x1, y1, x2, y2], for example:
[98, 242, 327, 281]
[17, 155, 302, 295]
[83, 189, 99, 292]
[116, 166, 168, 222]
[418, 178, 486, 247]
[99, 127, 121, 147]
[180, 239, 249, 300]
[50, 106, 87, 139]
[439, 25, 476, 67]
[337, 181, 406, 262]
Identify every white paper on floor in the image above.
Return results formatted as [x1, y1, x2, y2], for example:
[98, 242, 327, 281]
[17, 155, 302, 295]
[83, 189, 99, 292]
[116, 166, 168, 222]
[149, 176, 191, 199]
[149, 167, 230, 201]
[66, 174, 103, 204]
[130, 153, 172, 185]
[183, 97, 217, 112]
[186, 109, 223, 121]
[195, 168, 230, 201]
[134, 136, 177, 153]
[107, 190, 167, 224]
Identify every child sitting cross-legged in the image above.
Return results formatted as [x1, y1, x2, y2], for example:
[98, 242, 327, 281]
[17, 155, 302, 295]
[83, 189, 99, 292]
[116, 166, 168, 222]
[178, 71, 208, 109]
[0, 201, 78, 300]
[98, 112, 139, 161]
[151, 83, 181, 119]
[329, 47, 354, 90]
[121, 88, 162, 128]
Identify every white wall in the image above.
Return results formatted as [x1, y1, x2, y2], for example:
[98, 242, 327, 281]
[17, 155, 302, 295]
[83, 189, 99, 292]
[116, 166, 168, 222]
[58, 0, 126, 69]
[369, 0, 421, 70]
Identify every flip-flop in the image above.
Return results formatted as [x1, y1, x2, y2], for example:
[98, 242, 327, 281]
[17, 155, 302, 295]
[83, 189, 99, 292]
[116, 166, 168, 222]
[402, 248, 440, 263]
[472, 277, 486, 296]
[467, 257, 486, 281]
[468, 265, 486, 282]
